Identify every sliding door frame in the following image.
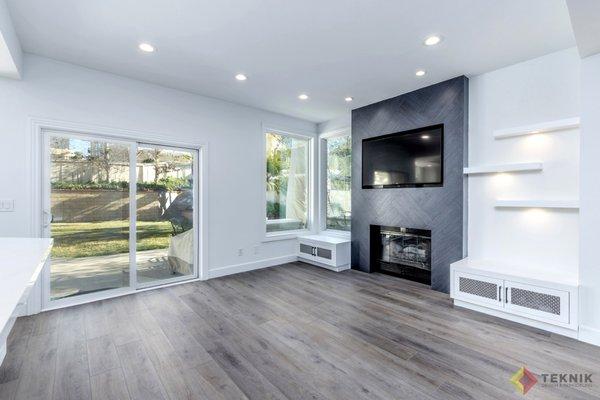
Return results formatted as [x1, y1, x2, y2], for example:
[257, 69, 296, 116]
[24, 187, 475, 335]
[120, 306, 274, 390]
[41, 130, 136, 307]
[29, 117, 208, 311]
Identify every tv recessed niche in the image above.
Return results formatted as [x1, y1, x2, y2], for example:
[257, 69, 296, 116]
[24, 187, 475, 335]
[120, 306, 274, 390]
[362, 124, 443, 189]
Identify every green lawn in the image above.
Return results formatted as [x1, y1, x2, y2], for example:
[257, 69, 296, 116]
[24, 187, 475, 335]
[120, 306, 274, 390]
[51, 220, 173, 258]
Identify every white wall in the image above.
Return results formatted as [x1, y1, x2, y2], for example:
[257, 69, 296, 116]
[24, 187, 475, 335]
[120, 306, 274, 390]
[468, 48, 580, 279]
[579, 52, 600, 345]
[0, 54, 317, 275]
[317, 113, 351, 134]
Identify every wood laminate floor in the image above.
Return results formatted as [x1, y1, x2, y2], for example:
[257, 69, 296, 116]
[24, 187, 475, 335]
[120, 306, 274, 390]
[0, 261, 599, 400]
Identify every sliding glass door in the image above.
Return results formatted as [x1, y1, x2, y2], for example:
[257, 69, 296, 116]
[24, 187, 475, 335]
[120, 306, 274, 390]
[47, 135, 132, 300]
[135, 144, 196, 286]
[43, 131, 198, 304]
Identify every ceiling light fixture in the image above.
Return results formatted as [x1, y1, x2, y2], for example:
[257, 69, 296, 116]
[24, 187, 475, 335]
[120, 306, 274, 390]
[345, 96, 353, 102]
[235, 74, 247, 81]
[416, 70, 426, 77]
[424, 35, 442, 46]
[138, 43, 155, 53]
[298, 94, 309, 100]
[421, 134, 430, 139]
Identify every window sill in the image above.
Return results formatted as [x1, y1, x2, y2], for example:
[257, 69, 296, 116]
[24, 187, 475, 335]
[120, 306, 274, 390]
[262, 229, 311, 242]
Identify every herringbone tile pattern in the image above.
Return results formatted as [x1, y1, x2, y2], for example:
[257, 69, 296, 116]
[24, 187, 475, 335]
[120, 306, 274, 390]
[351, 76, 468, 292]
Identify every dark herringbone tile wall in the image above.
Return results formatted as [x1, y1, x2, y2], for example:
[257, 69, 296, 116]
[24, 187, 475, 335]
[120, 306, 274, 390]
[351, 76, 468, 293]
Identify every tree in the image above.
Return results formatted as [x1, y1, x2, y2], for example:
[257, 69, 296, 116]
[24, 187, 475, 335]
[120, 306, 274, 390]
[266, 134, 291, 219]
[326, 136, 351, 230]
[86, 142, 129, 183]
[87, 142, 112, 182]
[139, 148, 193, 216]
[140, 148, 189, 183]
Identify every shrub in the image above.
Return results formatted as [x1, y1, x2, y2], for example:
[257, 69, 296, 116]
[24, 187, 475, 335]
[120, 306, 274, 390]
[52, 177, 191, 192]
[267, 201, 285, 219]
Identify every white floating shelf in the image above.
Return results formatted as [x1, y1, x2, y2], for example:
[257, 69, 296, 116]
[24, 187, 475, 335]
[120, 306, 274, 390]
[494, 117, 580, 139]
[495, 200, 579, 209]
[463, 162, 542, 175]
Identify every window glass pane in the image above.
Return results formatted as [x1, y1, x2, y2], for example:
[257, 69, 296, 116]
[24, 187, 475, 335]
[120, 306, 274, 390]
[266, 132, 309, 233]
[136, 146, 195, 285]
[49, 136, 130, 300]
[326, 135, 351, 231]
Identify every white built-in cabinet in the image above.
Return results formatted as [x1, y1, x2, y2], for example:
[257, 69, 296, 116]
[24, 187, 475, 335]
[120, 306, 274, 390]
[297, 235, 350, 272]
[451, 258, 578, 336]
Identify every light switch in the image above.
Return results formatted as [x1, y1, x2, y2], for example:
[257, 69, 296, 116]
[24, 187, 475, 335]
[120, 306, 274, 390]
[0, 199, 14, 212]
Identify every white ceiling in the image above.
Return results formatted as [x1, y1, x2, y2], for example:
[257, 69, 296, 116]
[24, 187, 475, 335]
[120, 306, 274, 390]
[6, 0, 575, 123]
[567, 0, 600, 58]
[0, 0, 21, 78]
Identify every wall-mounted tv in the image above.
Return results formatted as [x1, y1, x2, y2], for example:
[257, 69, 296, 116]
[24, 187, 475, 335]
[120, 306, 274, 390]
[362, 124, 443, 189]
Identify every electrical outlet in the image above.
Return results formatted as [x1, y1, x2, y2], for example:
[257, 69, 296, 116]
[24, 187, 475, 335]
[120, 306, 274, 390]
[238, 248, 244, 256]
[0, 199, 14, 212]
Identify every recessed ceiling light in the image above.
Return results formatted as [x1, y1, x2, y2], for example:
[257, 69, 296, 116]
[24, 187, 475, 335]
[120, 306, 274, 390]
[235, 74, 247, 81]
[298, 94, 309, 100]
[345, 96, 353, 102]
[138, 43, 155, 53]
[421, 134, 430, 139]
[416, 70, 426, 77]
[424, 35, 442, 46]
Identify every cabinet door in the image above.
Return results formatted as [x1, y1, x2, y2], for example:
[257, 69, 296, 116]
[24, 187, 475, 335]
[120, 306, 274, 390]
[505, 280, 569, 324]
[298, 243, 315, 261]
[315, 246, 335, 266]
[453, 271, 503, 308]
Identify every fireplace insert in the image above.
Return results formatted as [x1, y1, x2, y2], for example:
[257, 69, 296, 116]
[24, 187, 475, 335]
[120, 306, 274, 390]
[370, 225, 431, 285]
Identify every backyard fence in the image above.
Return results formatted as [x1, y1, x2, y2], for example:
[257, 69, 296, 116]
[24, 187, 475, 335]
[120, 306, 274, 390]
[51, 190, 182, 222]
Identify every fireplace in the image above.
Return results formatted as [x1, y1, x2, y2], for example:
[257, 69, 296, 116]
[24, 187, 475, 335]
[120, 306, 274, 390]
[370, 225, 431, 285]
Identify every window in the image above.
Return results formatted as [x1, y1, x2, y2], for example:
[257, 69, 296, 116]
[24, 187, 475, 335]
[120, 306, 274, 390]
[324, 134, 351, 231]
[265, 131, 310, 233]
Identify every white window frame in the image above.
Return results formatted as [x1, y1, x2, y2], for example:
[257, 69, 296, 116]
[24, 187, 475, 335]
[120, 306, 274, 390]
[319, 127, 351, 238]
[263, 125, 317, 241]
[28, 117, 209, 311]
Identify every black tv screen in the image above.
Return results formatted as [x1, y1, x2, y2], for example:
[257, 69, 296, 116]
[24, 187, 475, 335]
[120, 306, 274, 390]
[362, 124, 443, 188]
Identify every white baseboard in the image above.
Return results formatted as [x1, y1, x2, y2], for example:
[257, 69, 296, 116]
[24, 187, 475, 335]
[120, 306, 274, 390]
[206, 255, 298, 279]
[454, 300, 578, 339]
[579, 325, 600, 346]
[298, 258, 350, 272]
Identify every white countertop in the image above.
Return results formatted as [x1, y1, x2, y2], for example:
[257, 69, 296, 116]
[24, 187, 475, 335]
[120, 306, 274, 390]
[0, 238, 53, 329]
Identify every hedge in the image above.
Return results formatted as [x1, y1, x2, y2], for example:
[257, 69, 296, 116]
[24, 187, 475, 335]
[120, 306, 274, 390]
[52, 177, 191, 192]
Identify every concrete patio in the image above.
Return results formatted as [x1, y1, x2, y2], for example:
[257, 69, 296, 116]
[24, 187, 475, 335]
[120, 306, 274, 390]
[50, 249, 191, 299]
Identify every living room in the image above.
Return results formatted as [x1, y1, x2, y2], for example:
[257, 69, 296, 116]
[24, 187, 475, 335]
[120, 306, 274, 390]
[0, 0, 600, 399]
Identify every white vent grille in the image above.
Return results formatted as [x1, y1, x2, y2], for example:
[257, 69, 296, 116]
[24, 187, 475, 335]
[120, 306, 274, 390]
[510, 288, 561, 315]
[459, 277, 497, 300]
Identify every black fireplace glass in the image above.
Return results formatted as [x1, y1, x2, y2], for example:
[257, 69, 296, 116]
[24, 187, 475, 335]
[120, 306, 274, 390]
[370, 225, 431, 285]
